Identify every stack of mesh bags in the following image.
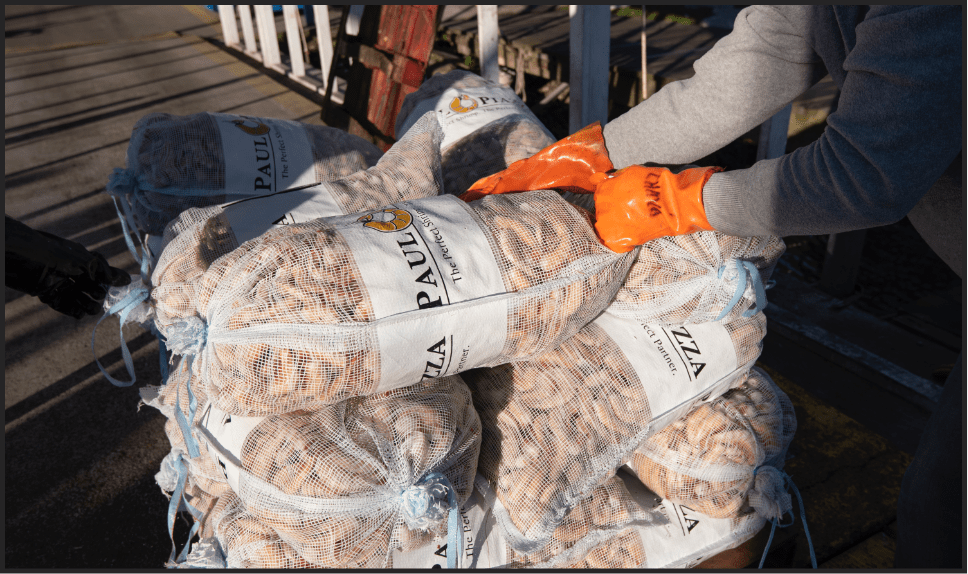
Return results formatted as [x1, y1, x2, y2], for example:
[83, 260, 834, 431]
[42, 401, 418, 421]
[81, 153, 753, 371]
[106, 111, 384, 239]
[147, 111, 447, 302]
[144, 360, 481, 568]
[130, 108, 636, 567]
[449, 146, 790, 561]
[395, 69, 557, 194]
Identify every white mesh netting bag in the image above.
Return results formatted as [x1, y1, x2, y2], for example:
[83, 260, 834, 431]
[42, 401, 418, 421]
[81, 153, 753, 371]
[395, 70, 557, 194]
[388, 473, 663, 569]
[626, 366, 797, 521]
[562, 191, 786, 326]
[155, 189, 633, 416]
[148, 111, 445, 302]
[392, 470, 765, 569]
[502, 469, 768, 569]
[193, 374, 480, 568]
[463, 309, 766, 553]
[212, 491, 315, 568]
[106, 111, 383, 236]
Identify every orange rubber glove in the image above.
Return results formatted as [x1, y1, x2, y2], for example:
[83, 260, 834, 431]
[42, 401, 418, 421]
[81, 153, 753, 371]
[460, 123, 613, 201]
[591, 165, 723, 253]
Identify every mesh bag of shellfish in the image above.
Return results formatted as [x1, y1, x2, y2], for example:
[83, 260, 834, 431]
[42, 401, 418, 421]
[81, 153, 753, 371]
[158, 189, 633, 416]
[191, 374, 480, 568]
[560, 192, 786, 326]
[395, 70, 557, 194]
[502, 468, 767, 569]
[625, 366, 797, 521]
[394, 469, 764, 569]
[106, 111, 383, 236]
[389, 473, 664, 569]
[463, 308, 766, 552]
[212, 491, 315, 569]
[610, 232, 786, 326]
[144, 112, 445, 337]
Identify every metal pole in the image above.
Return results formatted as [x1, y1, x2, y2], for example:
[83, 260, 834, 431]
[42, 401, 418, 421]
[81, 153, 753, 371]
[820, 229, 867, 298]
[756, 103, 792, 162]
[569, 5, 611, 132]
[477, 5, 500, 84]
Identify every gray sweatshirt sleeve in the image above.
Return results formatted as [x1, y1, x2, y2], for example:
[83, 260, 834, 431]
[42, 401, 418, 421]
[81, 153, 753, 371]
[603, 5, 962, 238]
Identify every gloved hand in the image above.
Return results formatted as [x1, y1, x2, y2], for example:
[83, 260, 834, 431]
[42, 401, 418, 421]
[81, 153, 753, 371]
[5, 216, 131, 318]
[459, 123, 614, 202]
[591, 164, 722, 253]
[457, 123, 723, 253]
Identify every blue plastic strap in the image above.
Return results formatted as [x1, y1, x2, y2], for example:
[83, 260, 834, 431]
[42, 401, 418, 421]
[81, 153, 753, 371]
[173, 357, 201, 459]
[755, 469, 817, 569]
[741, 261, 768, 317]
[159, 338, 170, 384]
[787, 474, 818, 568]
[111, 195, 150, 278]
[404, 472, 460, 569]
[715, 259, 767, 321]
[92, 286, 150, 387]
[166, 454, 206, 567]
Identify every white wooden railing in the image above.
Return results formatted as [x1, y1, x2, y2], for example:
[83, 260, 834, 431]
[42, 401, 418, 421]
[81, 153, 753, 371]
[216, 5, 343, 103]
[214, 5, 789, 162]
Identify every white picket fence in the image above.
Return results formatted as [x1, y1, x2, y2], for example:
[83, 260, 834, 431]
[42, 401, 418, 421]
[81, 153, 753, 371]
[216, 5, 343, 103]
[213, 5, 789, 158]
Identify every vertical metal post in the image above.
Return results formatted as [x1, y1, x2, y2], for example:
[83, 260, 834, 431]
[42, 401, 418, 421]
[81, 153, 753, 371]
[477, 5, 500, 84]
[217, 5, 240, 48]
[820, 229, 867, 298]
[756, 103, 792, 161]
[569, 5, 611, 133]
[345, 4, 364, 36]
[254, 5, 281, 68]
[283, 5, 306, 77]
[641, 5, 648, 100]
[313, 5, 333, 92]
[237, 5, 259, 57]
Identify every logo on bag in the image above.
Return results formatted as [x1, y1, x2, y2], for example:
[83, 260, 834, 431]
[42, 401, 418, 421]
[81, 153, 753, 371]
[668, 327, 706, 378]
[449, 94, 478, 113]
[231, 117, 270, 136]
[679, 505, 700, 533]
[358, 208, 413, 232]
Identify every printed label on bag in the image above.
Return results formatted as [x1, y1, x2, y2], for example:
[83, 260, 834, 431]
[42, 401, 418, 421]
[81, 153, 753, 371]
[593, 311, 739, 419]
[197, 402, 265, 493]
[339, 195, 508, 390]
[212, 113, 318, 195]
[398, 87, 554, 150]
[221, 185, 344, 244]
[390, 487, 506, 569]
[615, 468, 762, 569]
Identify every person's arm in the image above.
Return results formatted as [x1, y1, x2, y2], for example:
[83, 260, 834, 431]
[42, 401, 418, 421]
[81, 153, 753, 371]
[602, 5, 824, 169]
[702, 5, 962, 237]
[5, 215, 130, 318]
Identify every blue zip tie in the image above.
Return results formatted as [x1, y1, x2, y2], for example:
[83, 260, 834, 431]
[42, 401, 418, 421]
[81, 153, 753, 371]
[715, 259, 767, 321]
[756, 470, 817, 569]
[166, 454, 205, 567]
[402, 472, 460, 568]
[159, 338, 170, 384]
[173, 357, 201, 459]
[92, 286, 150, 387]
